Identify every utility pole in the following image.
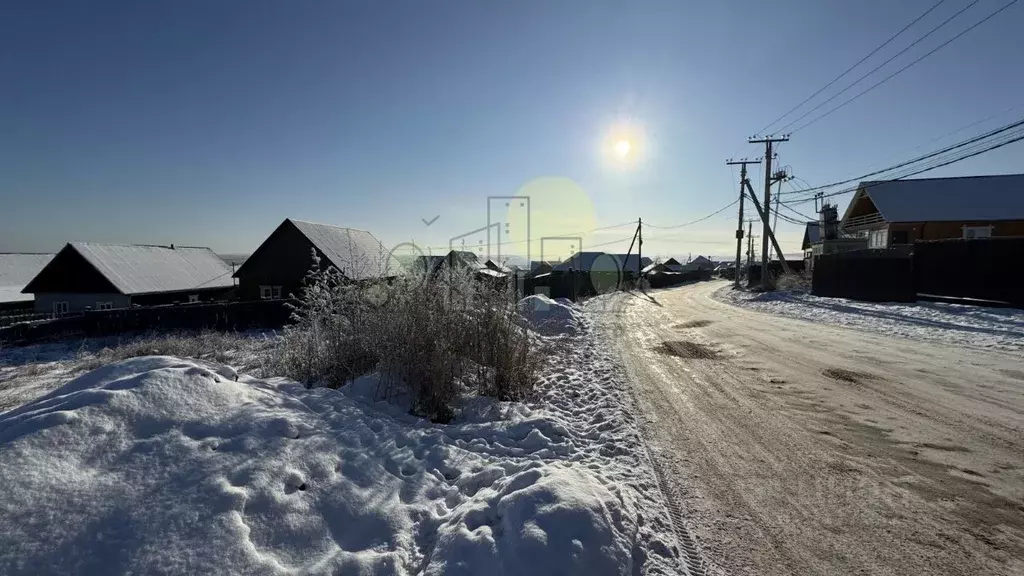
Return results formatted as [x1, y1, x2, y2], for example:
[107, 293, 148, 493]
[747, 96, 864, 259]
[638, 217, 643, 285]
[726, 158, 761, 288]
[749, 135, 790, 289]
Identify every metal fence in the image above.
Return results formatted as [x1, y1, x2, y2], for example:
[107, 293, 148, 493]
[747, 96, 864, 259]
[811, 238, 1024, 306]
[812, 248, 915, 302]
[914, 237, 1024, 307]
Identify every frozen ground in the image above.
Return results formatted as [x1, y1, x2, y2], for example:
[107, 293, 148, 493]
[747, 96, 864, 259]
[715, 283, 1024, 352]
[0, 300, 682, 575]
[601, 281, 1024, 576]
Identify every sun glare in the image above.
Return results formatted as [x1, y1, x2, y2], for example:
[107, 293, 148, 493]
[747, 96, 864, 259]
[602, 120, 647, 169]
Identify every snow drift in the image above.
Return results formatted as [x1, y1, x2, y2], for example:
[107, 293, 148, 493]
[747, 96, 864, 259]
[517, 295, 583, 336]
[0, 354, 677, 575]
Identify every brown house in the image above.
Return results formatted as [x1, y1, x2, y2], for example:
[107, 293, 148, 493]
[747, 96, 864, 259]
[840, 174, 1024, 247]
[233, 219, 396, 301]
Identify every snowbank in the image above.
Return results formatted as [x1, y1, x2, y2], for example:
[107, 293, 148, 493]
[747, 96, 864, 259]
[517, 295, 583, 336]
[716, 285, 1024, 352]
[0, 352, 680, 575]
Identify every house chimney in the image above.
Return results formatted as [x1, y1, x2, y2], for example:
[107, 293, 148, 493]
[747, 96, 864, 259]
[170, 243, 175, 249]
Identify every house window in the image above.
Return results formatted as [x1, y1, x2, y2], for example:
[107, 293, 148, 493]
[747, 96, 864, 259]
[188, 294, 200, 303]
[260, 286, 283, 299]
[963, 226, 992, 239]
[868, 229, 888, 248]
[53, 301, 69, 315]
[96, 302, 113, 311]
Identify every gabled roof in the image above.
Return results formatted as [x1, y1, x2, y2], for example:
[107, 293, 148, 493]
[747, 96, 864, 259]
[0, 253, 54, 303]
[288, 219, 397, 279]
[552, 252, 644, 273]
[802, 222, 821, 250]
[844, 174, 1024, 224]
[483, 259, 511, 273]
[25, 243, 233, 296]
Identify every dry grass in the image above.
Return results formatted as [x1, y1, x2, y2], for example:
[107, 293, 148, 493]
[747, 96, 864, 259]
[271, 255, 547, 422]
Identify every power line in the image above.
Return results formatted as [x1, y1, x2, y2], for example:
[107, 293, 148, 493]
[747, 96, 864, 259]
[423, 220, 637, 250]
[784, 126, 1024, 206]
[757, 0, 949, 135]
[780, 116, 1024, 196]
[791, 0, 1020, 134]
[643, 198, 740, 229]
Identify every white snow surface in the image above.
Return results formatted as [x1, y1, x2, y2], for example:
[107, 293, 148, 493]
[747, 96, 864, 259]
[0, 328, 680, 574]
[715, 284, 1024, 352]
[517, 295, 583, 336]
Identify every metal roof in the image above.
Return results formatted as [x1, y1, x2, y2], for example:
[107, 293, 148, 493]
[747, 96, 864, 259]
[69, 243, 233, 295]
[849, 174, 1024, 223]
[802, 222, 821, 250]
[0, 253, 54, 302]
[288, 219, 398, 279]
[552, 252, 645, 273]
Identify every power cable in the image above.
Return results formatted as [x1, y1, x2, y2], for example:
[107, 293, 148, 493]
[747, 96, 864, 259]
[643, 198, 740, 229]
[783, 126, 1024, 206]
[780, 116, 1024, 196]
[791, 0, 1020, 133]
[756, 0, 949, 136]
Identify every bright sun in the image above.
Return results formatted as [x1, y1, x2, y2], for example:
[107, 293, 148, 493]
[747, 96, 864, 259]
[613, 139, 632, 158]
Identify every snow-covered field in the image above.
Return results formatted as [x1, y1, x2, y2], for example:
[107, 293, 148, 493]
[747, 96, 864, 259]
[0, 298, 681, 575]
[715, 284, 1024, 352]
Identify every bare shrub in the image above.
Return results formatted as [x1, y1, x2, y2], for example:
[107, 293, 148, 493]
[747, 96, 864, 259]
[273, 255, 546, 422]
[776, 272, 811, 293]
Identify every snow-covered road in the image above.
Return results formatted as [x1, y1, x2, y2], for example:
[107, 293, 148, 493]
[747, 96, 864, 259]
[596, 281, 1024, 576]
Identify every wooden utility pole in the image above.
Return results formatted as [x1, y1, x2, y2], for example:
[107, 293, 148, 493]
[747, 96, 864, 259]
[727, 158, 761, 288]
[743, 180, 791, 275]
[749, 135, 790, 289]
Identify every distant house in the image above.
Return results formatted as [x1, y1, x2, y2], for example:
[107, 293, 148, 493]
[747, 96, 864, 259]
[841, 174, 1024, 247]
[553, 252, 645, 275]
[0, 253, 54, 312]
[483, 259, 511, 274]
[682, 255, 714, 272]
[528, 261, 556, 276]
[662, 257, 684, 272]
[233, 219, 395, 301]
[801, 222, 822, 261]
[22, 243, 234, 314]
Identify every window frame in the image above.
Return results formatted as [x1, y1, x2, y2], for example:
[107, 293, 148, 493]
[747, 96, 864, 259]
[188, 294, 200, 303]
[962, 225, 993, 239]
[271, 286, 282, 299]
[53, 301, 69, 315]
[259, 285, 272, 300]
[95, 301, 113, 311]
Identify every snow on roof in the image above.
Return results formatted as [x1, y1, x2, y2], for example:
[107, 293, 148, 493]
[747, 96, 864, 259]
[0, 253, 53, 303]
[552, 252, 644, 273]
[855, 174, 1024, 223]
[70, 243, 234, 295]
[289, 219, 397, 279]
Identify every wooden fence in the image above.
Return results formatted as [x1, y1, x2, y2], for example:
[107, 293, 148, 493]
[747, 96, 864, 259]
[0, 299, 291, 346]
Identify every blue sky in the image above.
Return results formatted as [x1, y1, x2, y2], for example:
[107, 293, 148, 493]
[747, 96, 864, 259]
[1, 0, 1021, 261]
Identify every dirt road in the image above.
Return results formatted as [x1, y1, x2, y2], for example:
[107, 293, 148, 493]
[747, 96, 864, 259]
[601, 281, 1024, 576]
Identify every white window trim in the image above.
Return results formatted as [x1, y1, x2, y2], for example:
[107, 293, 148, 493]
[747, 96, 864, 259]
[96, 301, 113, 311]
[962, 225, 993, 239]
[53, 301, 69, 315]
[188, 294, 200, 303]
[271, 286, 282, 299]
[260, 285, 272, 300]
